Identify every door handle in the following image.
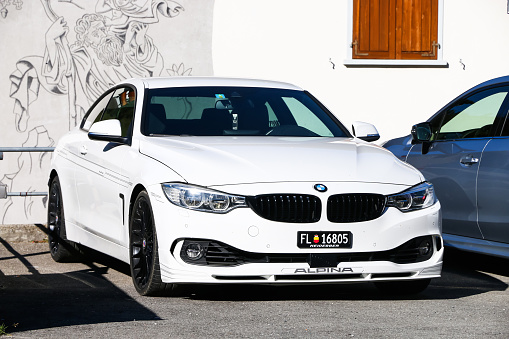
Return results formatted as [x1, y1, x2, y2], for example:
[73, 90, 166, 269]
[80, 145, 88, 155]
[460, 155, 479, 166]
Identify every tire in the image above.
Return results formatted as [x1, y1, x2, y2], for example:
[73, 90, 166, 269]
[374, 278, 431, 295]
[129, 191, 178, 296]
[47, 176, 80, 262]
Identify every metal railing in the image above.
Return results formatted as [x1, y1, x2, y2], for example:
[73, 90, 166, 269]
[0, 147, 55, 199]
[0, 147, 55, 160]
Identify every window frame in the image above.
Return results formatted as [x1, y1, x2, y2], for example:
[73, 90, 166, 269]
[344, 0, 447, 67]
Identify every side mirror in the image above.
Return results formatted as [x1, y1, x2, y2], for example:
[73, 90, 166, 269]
[88, 119, 128, 144]
[411, 122, 432, 143]
[352, 121, 380, 142]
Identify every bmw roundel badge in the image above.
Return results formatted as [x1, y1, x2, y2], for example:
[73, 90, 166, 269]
[314, 184, 327, 192]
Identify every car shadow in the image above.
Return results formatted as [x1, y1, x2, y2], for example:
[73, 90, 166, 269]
[2, 239, 508, 334]
[443, 247, 509, 278]
[182, 248, 508, 302]
[0, 238, 158, 334]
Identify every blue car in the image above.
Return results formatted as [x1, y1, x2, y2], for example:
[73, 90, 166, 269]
[384, 76, 509, 259]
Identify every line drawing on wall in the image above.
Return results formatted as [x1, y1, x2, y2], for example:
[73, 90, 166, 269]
[0, 0, 24, 18]
[12, 0, 187, 132]
[1, 126, 54, 223]
[3, 0, 202, 224]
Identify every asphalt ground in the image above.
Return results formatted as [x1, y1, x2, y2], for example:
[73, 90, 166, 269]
[0, 226, 508, 338]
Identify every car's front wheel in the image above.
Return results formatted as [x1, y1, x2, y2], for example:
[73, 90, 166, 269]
[47, 176, 80, 262]
[374, 278, 431, 295]
[129, 191, 178, 296]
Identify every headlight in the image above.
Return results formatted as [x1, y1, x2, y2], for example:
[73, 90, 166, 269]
[162, 183, 247, 213]
[386, 182, 437, 212]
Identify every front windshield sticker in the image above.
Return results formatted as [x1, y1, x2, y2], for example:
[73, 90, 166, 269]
[215, 94, 226, 99]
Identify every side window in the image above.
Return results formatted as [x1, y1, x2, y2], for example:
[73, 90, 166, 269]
[81, 87, 136, 137]
[114, 88, 136, 137]
[435, 87, 509, 140]
[81, 91, 114, 131]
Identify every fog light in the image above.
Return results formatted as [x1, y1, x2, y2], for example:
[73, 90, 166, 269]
[185, 243, 204, 260]
[418, 239, 432, 256]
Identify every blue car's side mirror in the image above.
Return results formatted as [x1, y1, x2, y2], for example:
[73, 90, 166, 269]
[411, 122, 432, 143]
[411, 122, 433, 154]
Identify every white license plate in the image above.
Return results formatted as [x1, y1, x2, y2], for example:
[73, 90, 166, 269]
[297, 231, 352, 248]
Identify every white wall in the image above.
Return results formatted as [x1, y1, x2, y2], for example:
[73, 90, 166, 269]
[212, 0, 509, 142]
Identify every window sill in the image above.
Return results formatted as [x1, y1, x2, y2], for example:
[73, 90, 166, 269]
[343, 59, 449, 68]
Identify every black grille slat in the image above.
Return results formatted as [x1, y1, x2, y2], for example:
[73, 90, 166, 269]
[249, 193, 386, 223]
[248, 194, 321, 223]
[205, 242, 241, 264]
[388, 248, 421, 264]
[327, 194, 386, 223]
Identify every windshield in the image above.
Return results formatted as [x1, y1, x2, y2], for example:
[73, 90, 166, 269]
[142, 86, 350, 137]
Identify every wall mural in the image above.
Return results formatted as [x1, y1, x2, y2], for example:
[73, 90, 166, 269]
[0, 0, 24, 18]
[0, 0, 214, 224]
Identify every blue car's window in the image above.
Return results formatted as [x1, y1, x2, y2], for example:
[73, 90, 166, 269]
[142, 87, 350, 137]
[435, 86, 509, 140]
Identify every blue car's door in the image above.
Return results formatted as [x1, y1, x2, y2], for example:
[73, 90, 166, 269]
[406, 85, 509, 240]
[407, 139, 487, 239]
[477, 135, 509, 244]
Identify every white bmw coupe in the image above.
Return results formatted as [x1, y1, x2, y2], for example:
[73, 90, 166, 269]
[48, 77, 442, 296]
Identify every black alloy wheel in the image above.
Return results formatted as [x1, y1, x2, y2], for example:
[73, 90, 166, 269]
[130, 191, 174, 296]
[47, 176, 77, 262]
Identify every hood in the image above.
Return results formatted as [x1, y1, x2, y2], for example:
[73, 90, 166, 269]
[139, 136, 423, 187]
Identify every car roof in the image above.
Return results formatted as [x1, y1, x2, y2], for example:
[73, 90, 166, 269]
[468, 75, 509, 93]
[123, 76, 304, 91]
[423, 75, 509, 123]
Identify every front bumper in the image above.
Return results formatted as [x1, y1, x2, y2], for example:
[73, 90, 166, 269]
[158, 235, 443, 284]
[149, 181, 443, 284]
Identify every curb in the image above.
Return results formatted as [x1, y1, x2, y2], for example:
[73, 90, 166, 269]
[0, 224, 48, 242]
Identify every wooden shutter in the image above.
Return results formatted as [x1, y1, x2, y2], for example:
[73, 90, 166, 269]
[353, 0, 438, 60]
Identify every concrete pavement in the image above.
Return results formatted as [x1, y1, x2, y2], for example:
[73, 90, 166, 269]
[0, 224, 47, 243]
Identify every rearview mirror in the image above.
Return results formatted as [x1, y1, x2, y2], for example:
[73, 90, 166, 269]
[215, 100, 233, 110]
[88, 119, 128, 144]
[352, 121, 380, 142]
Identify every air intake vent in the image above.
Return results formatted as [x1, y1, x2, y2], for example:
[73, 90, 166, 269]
[179, 236, 435, 267]
[327, 194, 386, 223]
[204, 241, 246, 265]
[247, 194, 321, 223]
